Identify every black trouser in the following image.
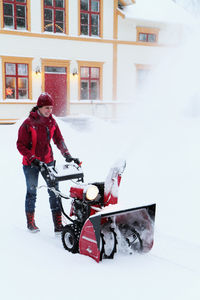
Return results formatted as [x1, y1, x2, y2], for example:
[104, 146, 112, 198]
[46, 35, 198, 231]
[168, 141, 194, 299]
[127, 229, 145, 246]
[23, 162, 60, 213]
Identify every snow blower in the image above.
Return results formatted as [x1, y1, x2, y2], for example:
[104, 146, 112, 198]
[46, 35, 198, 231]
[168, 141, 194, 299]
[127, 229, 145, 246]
[40, 160, 156, 262]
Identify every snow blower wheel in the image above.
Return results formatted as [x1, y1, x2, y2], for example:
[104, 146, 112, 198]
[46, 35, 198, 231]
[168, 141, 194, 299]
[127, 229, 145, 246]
[62, 225, 79, 253]
[101, 228, 117, 259]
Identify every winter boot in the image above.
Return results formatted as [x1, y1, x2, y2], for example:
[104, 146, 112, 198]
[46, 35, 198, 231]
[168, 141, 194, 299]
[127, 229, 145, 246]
[52, 211, 63, 234]
[26, 212, 40, 233]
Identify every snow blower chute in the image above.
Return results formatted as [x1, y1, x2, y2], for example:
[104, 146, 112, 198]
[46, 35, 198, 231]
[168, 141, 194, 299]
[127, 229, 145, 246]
[41, 160, 156, 262]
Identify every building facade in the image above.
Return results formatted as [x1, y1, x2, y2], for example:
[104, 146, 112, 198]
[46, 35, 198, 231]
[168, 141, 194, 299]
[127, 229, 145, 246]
[0, 0, 185, 123]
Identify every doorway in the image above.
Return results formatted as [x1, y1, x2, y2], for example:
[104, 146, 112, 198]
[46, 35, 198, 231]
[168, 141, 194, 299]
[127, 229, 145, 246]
[44, 66, 67, 116]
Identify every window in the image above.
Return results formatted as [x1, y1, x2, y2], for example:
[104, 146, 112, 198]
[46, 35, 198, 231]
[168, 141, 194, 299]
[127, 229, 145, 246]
[139, 33, 156, 43]
[80, 0, 100, 36]
[5, 62, 29, 99]
[80, 67, 100, 100]
[136, 64, 152, 89]
[45, 66, 66, 73]
[136, 27, 159, 43]
[3, 0, 27, 30]
[44, 0, 65, 33]
[137, 69, 151, 88]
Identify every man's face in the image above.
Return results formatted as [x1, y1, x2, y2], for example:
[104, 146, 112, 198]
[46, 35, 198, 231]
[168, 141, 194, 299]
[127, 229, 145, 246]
[38, 106, 53, 117]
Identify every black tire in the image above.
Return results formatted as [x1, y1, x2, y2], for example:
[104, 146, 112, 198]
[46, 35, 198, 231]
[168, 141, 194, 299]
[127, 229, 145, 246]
[101, 227, 117, 259]
[99, 233, 104, 261]
[61, 224, 79, 253]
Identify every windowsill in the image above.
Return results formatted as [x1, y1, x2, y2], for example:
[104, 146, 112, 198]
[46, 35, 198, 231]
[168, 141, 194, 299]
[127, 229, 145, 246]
[43, 31, 67, 36]
[2, 27, 30, 32]
[71, 100, 102, 104]
[0, 99, 36, 103]
[79, 34, 102, 39]
[70, 100, 132, 104]
[1, 28, 66, 35]
[137, 40, 158, 44]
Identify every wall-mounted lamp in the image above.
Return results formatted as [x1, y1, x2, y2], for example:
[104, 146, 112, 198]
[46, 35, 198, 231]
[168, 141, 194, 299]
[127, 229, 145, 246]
[72, 68, 78, 76]
[35, 66, 41, 75]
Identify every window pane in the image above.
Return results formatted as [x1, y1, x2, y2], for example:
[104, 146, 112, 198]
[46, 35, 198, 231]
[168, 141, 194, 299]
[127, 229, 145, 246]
[18, 64, 28, 75]
[91, 67, 99, 78]
[4, 16, 14, 28]
[6, 63, 16, 75]
[18, 78, 28, 89]
[17, 18, 25, 29]
[81, 25, 88, 35]
[44, 9, 53, 21]
[16, 0, 26, 2]
[91, 81, 99, 99]
[91, 14, 98, 26]
[6, 77, 16, 99]
[3, 3, 13, 16]
[81, 67, 89, 78]
[91, 25, 98, 36]
[148, 34, 156, 42]
[91, 1, 99, 12]
[44, 21, 53, 32]
[18, 89, 28, 98]
[56, 10, 64, 22]
[55, 0, 64, 8]
[44, 0, 53, 6]
[81, 0, 89, 11]
[16, 5, 25, 17]
[45, 66, 66, 73]
[81, 13, 88, 25]
[81, 81, 89, 100]
[18, 78, 28, 99]
[139, 33, 147, 42]
[56, 22, 64, 33]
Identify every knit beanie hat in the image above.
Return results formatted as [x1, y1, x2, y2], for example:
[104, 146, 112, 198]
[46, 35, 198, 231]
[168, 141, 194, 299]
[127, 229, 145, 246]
[37, 93, 54, 107]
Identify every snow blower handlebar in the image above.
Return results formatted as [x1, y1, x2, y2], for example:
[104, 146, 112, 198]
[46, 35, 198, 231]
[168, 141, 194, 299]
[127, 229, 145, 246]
[39, 161, 84, 186]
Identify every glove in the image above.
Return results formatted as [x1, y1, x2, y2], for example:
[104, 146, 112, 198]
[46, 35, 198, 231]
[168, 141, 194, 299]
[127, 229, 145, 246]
[64, 154, 73, 163]
[31, 158, 41, 167]
[73, 158, 81, 166]
[64, 154, 81, 166]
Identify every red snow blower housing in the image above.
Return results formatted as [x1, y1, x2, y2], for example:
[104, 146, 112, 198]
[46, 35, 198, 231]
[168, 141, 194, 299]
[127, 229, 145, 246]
[40, 160, 156, 262]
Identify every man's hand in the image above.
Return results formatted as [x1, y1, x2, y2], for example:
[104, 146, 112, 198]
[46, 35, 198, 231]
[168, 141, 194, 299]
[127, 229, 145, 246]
[31, 159, 41, 167]
[73, 158, 81, 166]
[64, 154, 81, 166]
[64, 154, 73, 163]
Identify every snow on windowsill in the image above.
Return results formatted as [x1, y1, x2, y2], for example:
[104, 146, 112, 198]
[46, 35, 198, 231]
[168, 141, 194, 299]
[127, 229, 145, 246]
[0, 99, 36, 104]
[41, 31, 67, 36]
[2, 28, 30, 33]
[79, 34, 102, 39]
[70, 99, 132, 104]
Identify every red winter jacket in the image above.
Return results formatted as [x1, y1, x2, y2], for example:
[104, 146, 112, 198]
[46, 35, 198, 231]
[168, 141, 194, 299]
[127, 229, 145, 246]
[17, 110, 70, 165]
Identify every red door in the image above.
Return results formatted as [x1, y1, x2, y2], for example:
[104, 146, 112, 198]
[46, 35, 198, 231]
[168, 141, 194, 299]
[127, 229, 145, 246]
[44, 66, 67, 116]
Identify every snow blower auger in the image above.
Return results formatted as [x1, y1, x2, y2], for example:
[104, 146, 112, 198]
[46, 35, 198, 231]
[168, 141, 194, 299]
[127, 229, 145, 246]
[40, 160, 156, 263]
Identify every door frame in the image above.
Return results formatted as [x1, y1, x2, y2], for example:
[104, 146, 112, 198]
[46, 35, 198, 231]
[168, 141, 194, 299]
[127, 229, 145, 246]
[41, 59, 70, 115]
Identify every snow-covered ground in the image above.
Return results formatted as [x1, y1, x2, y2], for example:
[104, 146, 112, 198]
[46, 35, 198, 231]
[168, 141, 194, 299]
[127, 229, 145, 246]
[1, 110, 200, 300]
